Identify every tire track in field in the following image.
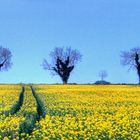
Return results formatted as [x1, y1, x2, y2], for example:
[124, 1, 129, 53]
[30, 86, 45, 120]
[19, 86, 45, 137]
[5, 87, 25, 116]
[18, 86, 38, 136]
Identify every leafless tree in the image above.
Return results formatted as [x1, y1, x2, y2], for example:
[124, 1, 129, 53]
[121, 47, 140, 84]
[0, 46, 12, 71]
[99, 70, 108, 81]
[42, 47, 82, 84]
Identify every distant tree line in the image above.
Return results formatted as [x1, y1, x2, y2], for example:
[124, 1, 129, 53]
[1, 45, 140, 84]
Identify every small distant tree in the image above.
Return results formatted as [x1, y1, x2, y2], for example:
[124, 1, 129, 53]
[99, 70, 108, 81]
[0, 46, 12, 71]
[42, 47, 82, 84]
[121, 47, 140, 84]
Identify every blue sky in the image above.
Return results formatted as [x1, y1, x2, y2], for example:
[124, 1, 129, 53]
[0, 0, 140, 84]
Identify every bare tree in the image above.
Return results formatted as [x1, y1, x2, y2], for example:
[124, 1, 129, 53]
[99, 70, 108, 81]
[0, 46, 12, 71]
[121, 47, 140, 84]
[42, 47, 82, 84]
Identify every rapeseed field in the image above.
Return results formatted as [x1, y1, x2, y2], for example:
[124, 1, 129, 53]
[1, 85, 140, 139]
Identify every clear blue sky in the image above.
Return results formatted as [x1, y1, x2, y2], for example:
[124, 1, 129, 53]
[0, 0, 140, 84]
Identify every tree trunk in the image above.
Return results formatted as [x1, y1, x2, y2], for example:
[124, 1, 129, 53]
[137, 66, 140, 84]
[139, 74, 140, 84]
[62, 77, 68, 84]
[63, 80, 68, 84]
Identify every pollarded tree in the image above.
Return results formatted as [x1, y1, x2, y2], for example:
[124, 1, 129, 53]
[42, 47, 82, 84]
[121, 47, 140, 84]
[0, 46, 12, 71]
